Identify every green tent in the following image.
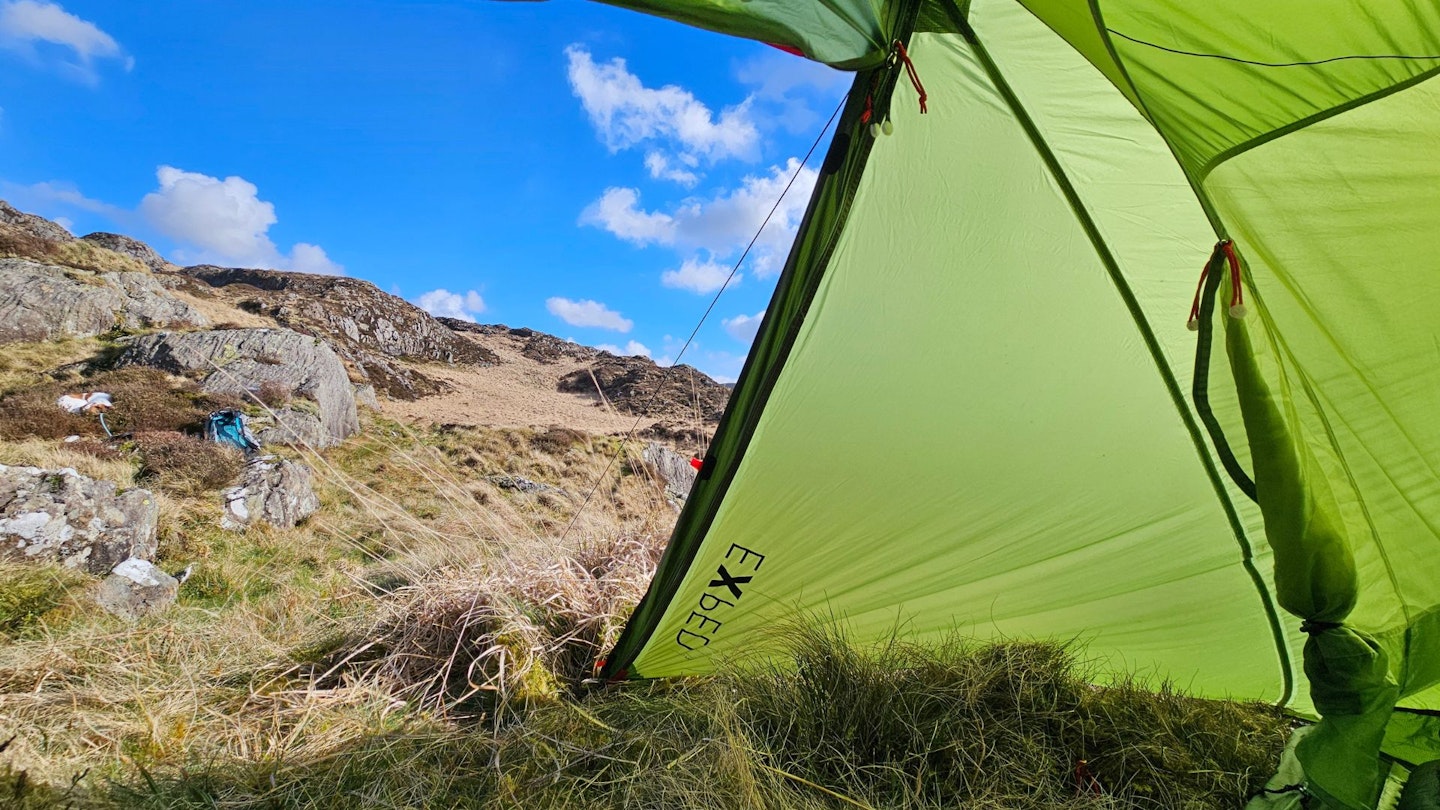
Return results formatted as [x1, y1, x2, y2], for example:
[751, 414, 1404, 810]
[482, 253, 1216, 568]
[558, 1, 1440, 806]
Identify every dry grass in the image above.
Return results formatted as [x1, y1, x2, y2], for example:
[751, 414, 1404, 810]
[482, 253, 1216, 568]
[0, 436, 138, 487]
[47, 240, 152, 274]
[0, 226, 151, 274]
[0, 338, 111, 395]
[0, 411, 682, 803]
[320, 530, 664, 716]
[52, 631, 1288, 810]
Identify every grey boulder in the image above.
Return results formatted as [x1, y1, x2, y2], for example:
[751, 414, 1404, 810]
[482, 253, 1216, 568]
[251, 407, 329, 449]
[642, 443, 698, 500]
[96, 558, 179, 620]
[80, 232, 176, 272]
[0, 200, 73, 242]
[116, 328, 359, 446]
[222, 457, 319, 530]
[0, 464, 159, 575]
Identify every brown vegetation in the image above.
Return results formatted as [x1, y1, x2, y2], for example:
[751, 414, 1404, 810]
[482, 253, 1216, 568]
[133, 430, 244, 494]
[255, 379, 293, 408]
[0, 367, 243, 440]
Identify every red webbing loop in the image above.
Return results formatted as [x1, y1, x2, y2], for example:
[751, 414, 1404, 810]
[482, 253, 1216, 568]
[1219, 239, 1246, 317]
[894, 40, 927, 113]
[1189, 239, 1248, 330]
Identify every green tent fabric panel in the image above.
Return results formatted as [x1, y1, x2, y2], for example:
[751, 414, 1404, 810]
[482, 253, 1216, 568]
[629, 30, 1289, 705]
[1009, 0, 1138, 111]
[1384, 712, 1440, 768]
[1012, 0, 1440, 174]
[1402, 680, 1440, 714]
[1204, 75, 1440, 704]
[589, 0, 893, 68]
[969, 0, 1309, 712]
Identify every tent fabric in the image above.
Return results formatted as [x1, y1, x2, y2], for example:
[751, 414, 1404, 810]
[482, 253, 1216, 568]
[582, 0, 1440, 807]
[588, 0, 895, 69]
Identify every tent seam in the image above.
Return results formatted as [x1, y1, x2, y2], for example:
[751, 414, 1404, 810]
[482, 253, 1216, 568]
[958, 0, 1294, 706]
[1198, 65, 1440, 180]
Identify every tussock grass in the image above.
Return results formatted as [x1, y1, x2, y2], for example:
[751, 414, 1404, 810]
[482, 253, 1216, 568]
[74, 629, 1286, 810]
[319, 530, 664, 716]
[133, 431, 244, 495]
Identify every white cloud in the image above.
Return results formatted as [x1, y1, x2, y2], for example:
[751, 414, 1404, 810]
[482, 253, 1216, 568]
[676, 157, 816, 278]
[583, 158, 816, 279]
[580, 187, 673, 246]
[644, 151, 698, 187]
[594, 340, 651, 358]
[0, 1, 130, 83]
[662, 256, 736, 295]
[546, 297, 632, 332]
[415, 288, 486, 323]
[722, 311, 764, 344]
[139, 165, 343, 275]
[566, 44, 758, 168]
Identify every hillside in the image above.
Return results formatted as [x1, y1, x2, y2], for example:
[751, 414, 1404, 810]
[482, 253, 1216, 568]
[0, 199, 727, 443]
[0, 201, 1288, 809]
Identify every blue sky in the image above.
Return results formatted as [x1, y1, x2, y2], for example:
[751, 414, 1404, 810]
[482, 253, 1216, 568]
[0, 0, 848, 381]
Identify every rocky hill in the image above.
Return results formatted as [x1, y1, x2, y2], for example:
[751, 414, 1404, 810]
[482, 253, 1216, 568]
[0, 200, 729, 439]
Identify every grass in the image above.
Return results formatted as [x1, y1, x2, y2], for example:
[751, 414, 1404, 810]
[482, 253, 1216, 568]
[0, 338, 111, 395]
[0, 563, 88, 639]
[0, 226, 152, 275]
[0, 407, 1291, 809]
[69, 630, 1287, 810]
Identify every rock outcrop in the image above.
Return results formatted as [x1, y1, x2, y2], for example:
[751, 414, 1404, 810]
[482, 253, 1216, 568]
[440, 321, 598, 366]
[95, 558, 179, 620]
[183, 267, 499, 399]
[0, 258, 208, 343]
[81, 232, 176, 272]
[559, 355, 730, 420]
[485, 474, 571, 500]
[221, 458, 320, 530]
[642, 443, 698, 500]
[0, 200, 73, 242]
[0, 465, 159, 575]
[251, 407, 329, 449]
[115, 328, 359, 446]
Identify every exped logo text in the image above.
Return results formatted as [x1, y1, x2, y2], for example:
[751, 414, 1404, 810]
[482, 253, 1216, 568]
[675, 543, 765, 651]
